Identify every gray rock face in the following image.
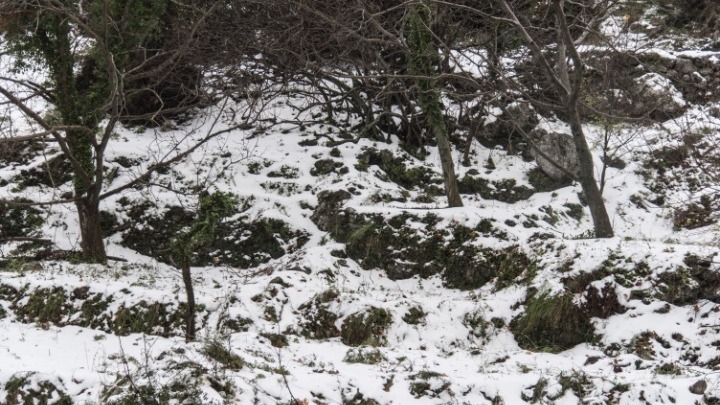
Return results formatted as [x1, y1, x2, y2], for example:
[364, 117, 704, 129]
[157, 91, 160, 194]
[530, 131, 581, 181]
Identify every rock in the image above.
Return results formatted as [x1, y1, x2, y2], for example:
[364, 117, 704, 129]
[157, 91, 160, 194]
[675, 58, 696, 75]
[690, 379, 708, 395]
[632, 73, 687, 120]
[529, 130, 580, 181]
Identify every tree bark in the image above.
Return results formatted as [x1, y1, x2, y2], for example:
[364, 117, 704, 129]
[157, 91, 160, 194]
[182, 262, 196, 342]
[569, 112, 614, 237]
[76, 197, 108, 263]
[432, 118, 463, 207]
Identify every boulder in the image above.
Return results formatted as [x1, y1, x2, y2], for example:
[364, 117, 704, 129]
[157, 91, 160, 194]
[530, 130, 581, 181]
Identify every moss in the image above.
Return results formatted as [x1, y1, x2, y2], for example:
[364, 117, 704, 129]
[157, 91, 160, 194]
[511, 292, 595, 353]
[584, 283, 625, 319]
[656, 362, 682, 375]
[340, 307, 392, 347]
[343, 348, 386, 364]
[556, 371, 591, 400]
[673, 195, 715, 230]
[263, 306, 278, 323]
[445, 246, 531, 290]
[318, 206, 521, 287]
[343, 391, 380, 405]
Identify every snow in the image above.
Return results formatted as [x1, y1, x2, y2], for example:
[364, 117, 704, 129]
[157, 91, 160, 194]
[2, 7, 720, 405]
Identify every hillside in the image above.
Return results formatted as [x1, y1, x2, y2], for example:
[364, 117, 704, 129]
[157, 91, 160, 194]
[2, 2, 720, 404]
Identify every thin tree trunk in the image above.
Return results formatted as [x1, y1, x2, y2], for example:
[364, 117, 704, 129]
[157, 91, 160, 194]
[569, 111, 613, 237]
[182, 262, 196, 342]
[432, 122, 464, 207]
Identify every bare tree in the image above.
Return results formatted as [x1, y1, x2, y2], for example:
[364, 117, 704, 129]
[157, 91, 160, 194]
[0, 0, 262, 262]
[496, 0, 614, 237]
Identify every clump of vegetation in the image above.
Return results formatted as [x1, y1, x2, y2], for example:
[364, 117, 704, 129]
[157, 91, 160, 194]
[344, 347, 386, 364]
[355, 148, 438, 191]
[458, 175, 535, 203]
[297, 289, 341, 339]
[402, 306, 426, 325]
[316, 206, 523, 288]
[267, 164, 299, 179]
[463, 311, 504, 343]
[408, 371, 451, 398]
[655, 254, 720, 304]
[4, 373, 72, 405]
[120, 199, 309, 268]
[0, 199, 44, 239]
[511, 292, 595, 353]
[521, 378, 548, 403]
[340, 307, 392, 347]
[311, 159, 347, 176]
[584, 283, 626, 319]
[673, 195, 715, 230]
[260, 333, 289, 348]
[201, 339, 245, 371]
[8, 285, 197, 337]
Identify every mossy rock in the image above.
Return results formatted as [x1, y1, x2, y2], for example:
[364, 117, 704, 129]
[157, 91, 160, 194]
[297, 289, 341, 339]
[654, 254, 720, 304]
[311, 159, 347, 176]
[444, 246, 532, 290]
[511, 292, 595, 353]
[526, 168, 573, 192]
[120, 202, 308, 268]
[341, 307, 392, 347]
[356, 148, 438, 190]
[458, 175, 534, 203]
[319, 207, 519, 287]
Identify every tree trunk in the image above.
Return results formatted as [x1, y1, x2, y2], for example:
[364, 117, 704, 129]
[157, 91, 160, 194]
[432, 122, 464, 207]
[182, 262, 196, 342]
[569, 111, 614, 237]
[76, 198, 108, 263]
